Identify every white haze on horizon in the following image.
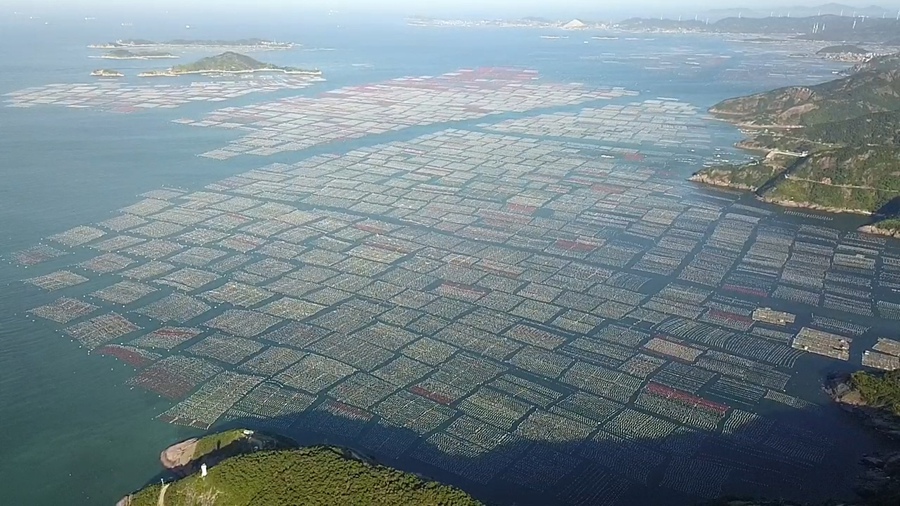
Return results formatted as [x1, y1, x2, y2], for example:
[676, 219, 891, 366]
[5, 0, 900, 23]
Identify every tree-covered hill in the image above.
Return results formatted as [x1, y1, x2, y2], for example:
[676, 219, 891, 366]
[126, 445, 482, 506]
[693, 52, 900, 217]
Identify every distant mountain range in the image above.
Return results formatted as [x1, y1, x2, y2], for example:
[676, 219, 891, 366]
[616, 14, 900, 44]
[702, 3, 898, 21]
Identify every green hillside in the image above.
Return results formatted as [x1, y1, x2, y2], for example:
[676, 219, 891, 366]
[709, 67, 900, 127]
[695, 53, 900, 215]
[171, 52, 298, 73]
[127, 445, 482, 506]
[852, 370, 900, 417]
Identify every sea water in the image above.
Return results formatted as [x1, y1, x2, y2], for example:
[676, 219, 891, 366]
[0, 13, 891, 506]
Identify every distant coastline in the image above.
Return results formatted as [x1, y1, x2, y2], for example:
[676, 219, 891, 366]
[137, 68, 323, 78]
[88, 38, 295, 51]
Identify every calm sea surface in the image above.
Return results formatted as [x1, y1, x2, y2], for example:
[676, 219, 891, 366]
[0, 13, 893, 506]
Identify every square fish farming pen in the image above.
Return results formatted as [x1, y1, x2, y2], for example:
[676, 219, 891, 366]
[29, 297, 98, 324]
[65, 312, 140, 349]
[128, 355, 222, 400]
[25, 270, 89, 291]
[158, 371, 264, 429]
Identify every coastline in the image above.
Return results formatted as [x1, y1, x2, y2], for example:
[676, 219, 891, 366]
[858, 224, 900, 238]
[758, 196, 874, 216]
[94, 55, 180, 60]
[826, 375, 900, 439]
[138, 68, 322, 78]
[689, 174, 877, 215]
[88, 44, 294, 51]
[119, 435, 468, 506]
[687, 172, 757, 192]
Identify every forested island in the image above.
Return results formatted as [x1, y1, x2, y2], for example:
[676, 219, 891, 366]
[121, 431, 481, 506]
[691, 51, 900, 231]
[89, 38, 294, 50]
[137, 52, 322, 78]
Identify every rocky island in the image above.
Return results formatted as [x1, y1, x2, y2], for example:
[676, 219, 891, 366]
[99, 49, 178, 60]
[90, 69, 124, 78]
[119, 430, 481, 506]
[692, 51, 900, 231]
[137, 52, 322, 78]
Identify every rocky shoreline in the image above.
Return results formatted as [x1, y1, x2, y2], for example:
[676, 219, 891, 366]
[759, 196, 873, 216]
[827, 375, 900, 439]
[687, 173, 758, 191]
[137, 68, 323, 78]
[858, 224, 900, 239]
[689, 173, 876, 215]
[825, 374, 900, 505]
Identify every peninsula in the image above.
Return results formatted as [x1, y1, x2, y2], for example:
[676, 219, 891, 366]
[137, 52, 322, 78]
[816, 45, 874, 63]
[99, 49, 178, 60]
[120, 430, 482, 506]
[89, 38, 294, 50]
[691, 51, 900, 228]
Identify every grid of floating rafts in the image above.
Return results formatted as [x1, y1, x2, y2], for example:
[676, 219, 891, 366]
[11, 78, 900, 506]
[172, 68, 639, 159]
[2, 76, 322, 113]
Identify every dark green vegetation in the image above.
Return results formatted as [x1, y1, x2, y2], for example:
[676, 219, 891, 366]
[709, 56, 900, 127]
[192, 430, 248, 461]
[802, 111, 900, 146]
[852, 370, 900, 417]
[128, 446, 482, 506]
[170, 52, 312, 74]
[816, 45, 870, 55]
[616, 15, 900, 43]
[694, 52, 900, 214]
[871, 219, 900, 232]
[691, 154, 795, 190]
[765, 147, 900, 211]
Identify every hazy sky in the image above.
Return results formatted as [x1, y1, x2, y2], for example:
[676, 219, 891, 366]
[6, 0, 900, 19]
